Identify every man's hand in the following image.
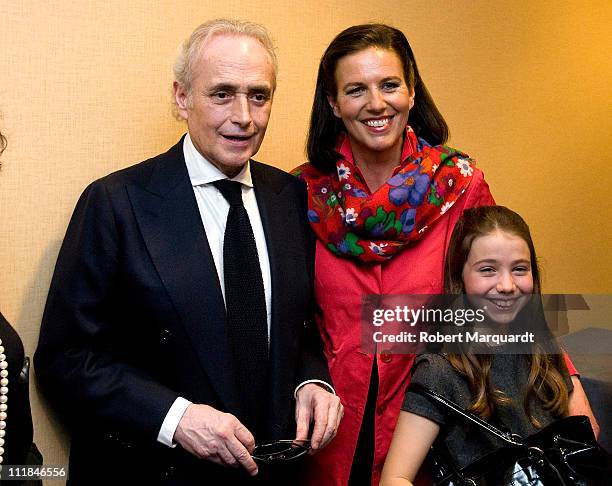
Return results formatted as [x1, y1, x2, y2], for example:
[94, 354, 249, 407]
[174, 404, 258, 476]
[295, 383, 344, 451]
[569, 376, 600, 438]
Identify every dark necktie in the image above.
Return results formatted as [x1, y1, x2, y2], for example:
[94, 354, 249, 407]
[212, 179, 268, 435]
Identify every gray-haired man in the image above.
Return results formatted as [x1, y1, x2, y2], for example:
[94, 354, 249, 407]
[36, 19, 342, 485]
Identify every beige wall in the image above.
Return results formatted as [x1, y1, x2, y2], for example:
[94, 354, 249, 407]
[1, 0, 610, 477]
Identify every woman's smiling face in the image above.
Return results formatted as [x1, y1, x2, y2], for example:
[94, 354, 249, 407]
[328, 47, 414, 160]
[462, 230, 534, 325]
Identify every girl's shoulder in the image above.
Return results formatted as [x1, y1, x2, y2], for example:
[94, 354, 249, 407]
[403, 353, 471, 425]
[412, 352, 455, 376]
[411, 353, 469, 396]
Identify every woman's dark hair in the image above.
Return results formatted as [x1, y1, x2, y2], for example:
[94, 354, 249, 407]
[443, 206, 568, 427]
[306, 23, 448, 172]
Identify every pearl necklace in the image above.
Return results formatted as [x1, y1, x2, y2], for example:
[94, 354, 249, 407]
[0, 337, 8, 464]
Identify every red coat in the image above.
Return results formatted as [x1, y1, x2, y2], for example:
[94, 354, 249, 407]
[302, 168, 495, 486]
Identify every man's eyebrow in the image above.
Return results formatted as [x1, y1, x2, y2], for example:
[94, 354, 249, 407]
[207, 83, 237, 93]
[206, 83, 272, 96]
[248, 85, 273, 96]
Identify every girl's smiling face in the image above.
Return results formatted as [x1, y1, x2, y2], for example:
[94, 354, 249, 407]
[462, 230, 534, 325]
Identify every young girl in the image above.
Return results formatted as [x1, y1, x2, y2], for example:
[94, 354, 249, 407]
[380, 205, 574, 486]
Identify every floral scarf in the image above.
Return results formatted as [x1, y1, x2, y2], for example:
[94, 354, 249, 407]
[293, 126, 476, 263]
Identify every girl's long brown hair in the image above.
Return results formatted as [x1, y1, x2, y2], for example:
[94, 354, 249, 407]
[444, 206, 568, 427]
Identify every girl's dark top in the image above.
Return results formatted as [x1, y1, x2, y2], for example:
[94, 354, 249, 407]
[0, 311, 34, 465]
[402, 353, 573, 468]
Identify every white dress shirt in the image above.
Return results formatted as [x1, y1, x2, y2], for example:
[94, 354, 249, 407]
[157, 134, 331, 447]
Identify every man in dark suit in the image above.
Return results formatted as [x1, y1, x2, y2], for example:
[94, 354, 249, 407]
[35, 19, 342, 485]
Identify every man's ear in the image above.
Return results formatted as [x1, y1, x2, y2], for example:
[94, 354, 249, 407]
[327, 95, 341, 118]
[173, 81, 190, 119]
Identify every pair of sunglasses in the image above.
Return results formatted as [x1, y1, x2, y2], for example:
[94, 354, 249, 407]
[251, 439, 311, 464]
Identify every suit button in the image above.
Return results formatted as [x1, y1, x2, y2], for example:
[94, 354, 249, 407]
[162, 466, 175, 479]
[159, 329, 173, 344]
[380, 351, 392, 364]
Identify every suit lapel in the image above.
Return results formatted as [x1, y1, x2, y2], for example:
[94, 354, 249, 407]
[126, 140, 242, 413]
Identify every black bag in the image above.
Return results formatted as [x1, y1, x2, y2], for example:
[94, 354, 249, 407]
[410, 383, 612, 486]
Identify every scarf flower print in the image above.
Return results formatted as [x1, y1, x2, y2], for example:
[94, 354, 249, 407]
[293, 126, 476, 263]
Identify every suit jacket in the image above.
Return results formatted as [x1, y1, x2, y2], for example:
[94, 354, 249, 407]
[35, 138, 331, 485]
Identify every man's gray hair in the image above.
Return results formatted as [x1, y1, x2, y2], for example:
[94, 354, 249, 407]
[173, 19, 278, 105]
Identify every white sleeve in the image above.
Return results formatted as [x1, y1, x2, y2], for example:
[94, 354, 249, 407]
[294, 380, 336, 398]
[157, 396, 192, 447]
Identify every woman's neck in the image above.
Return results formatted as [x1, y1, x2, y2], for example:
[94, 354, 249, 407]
[351, 141, 403, 193]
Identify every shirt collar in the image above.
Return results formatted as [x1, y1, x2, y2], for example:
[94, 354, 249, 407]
[183, 133, 253, 187]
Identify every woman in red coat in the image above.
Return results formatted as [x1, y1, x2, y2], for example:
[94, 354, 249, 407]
[293, 24, 593, 486]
